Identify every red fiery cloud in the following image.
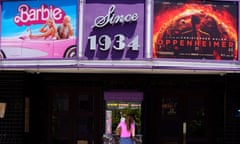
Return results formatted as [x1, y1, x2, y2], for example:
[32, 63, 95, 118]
[153, 3, 238, 60]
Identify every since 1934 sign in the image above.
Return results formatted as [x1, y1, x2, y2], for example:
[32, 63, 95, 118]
[82, 0, 145, 60]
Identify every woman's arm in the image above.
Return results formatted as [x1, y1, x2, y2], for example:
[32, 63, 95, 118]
[30, 27, 55, 39]
[67, 24, 73, 37]
[39, 24, 48, 33]
[131, 123, 135, 137]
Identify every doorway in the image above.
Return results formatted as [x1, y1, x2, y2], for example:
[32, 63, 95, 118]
[48, 86, 102, 144]
[103, 91, 143, 143]
[149, 89, 209, 144]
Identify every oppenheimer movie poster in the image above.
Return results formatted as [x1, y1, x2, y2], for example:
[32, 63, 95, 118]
[153, 0, 238, 60]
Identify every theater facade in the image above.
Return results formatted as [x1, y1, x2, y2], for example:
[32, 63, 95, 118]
[0, 0, 240, 144]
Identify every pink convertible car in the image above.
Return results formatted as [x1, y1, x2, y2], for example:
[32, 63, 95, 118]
[0, 36, 77, 59]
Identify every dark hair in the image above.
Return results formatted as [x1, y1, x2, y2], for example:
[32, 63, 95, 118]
[125, 115, 134, 131]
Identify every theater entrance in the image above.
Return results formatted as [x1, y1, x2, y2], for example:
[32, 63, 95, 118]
[146, 87, 223, 144]
[103, 91, 143, 143]
[47, 86, 102, 144]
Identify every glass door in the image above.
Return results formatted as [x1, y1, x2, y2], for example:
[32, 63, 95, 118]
[185, 94, 207, 144]
[157, 90, 207, 144]
[159, 94, 182, 144]
[49, 86, 100, 144]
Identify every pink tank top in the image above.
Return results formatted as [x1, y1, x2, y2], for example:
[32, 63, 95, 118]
[117, 121, 135, 138]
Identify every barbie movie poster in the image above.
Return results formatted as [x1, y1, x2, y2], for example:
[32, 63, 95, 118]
[153, 1, 238, 60]
[1, 0, 77, 59]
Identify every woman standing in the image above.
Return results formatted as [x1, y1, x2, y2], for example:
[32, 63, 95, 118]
[116, 114, 135, 144]
[29, 17, 57, 40]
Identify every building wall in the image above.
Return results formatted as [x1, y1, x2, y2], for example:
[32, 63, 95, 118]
[0, 71, 25, 144]
[0, 72, 240, 144]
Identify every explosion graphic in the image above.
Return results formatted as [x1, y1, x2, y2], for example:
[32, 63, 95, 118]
[153, 2, 238, 60]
